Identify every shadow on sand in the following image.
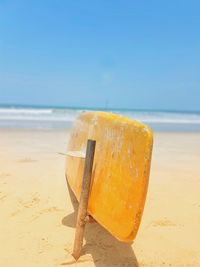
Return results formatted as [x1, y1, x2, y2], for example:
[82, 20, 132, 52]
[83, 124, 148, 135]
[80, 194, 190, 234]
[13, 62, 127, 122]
[61, 182, 139, 267]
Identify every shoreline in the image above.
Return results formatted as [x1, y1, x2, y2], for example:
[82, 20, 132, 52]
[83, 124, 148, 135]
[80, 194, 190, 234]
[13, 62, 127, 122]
[1, 124, 200, 132]
[1, 107, 200, 132]
[1, 126, 200, 134]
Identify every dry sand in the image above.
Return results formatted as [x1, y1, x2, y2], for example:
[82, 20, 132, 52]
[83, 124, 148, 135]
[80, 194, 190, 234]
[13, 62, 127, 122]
[0, 129, 200, 266]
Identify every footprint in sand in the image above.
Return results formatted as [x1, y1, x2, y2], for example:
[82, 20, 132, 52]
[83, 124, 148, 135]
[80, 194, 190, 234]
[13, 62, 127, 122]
[0, 172, 11, 178]
[151, 218, 176, 227]
[40, 206, 63, 213]
[18, 193, 41, 208]
[17, 157, 37, 163]
[10, 193, 41, 217]
[0, 192, 7, 201]
[193, 203, 200, 207]
[38, 237, 52, 254]
[10, 209, 21, 217]
[31, 206, 63, 221]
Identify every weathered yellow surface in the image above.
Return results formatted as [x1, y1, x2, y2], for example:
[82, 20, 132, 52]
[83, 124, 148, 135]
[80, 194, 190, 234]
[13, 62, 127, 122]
[65, 112, 153, 242]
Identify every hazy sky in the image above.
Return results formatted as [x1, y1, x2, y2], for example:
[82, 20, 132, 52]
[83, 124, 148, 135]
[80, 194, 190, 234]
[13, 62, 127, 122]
[0, 1, 200, 110]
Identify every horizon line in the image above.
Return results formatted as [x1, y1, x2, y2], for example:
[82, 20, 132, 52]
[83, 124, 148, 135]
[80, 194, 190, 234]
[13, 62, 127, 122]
[0, 102, 200, 114]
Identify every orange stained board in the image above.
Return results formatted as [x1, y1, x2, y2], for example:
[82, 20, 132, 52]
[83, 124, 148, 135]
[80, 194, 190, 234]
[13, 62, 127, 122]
[65, 112, 153, 242]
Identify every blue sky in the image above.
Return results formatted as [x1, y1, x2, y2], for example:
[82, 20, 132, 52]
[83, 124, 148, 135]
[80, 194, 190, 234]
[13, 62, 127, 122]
[0, 1, 200, 110]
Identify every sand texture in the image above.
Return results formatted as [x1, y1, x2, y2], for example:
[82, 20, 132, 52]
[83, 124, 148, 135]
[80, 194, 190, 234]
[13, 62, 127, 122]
[0, 129, 200, 266]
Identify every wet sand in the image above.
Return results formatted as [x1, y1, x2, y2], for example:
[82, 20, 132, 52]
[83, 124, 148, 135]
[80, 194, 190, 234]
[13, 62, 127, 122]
[0, 129, 200, 266]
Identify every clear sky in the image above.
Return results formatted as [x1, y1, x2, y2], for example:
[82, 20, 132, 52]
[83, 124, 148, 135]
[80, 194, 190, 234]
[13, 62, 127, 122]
[0, 1, 200, 110]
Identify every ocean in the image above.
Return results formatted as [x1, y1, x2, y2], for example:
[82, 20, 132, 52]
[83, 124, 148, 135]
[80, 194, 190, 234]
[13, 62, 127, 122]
[0, 105, 200, 132]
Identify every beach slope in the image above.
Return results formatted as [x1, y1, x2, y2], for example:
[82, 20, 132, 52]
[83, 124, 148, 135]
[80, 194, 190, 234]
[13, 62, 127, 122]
[0, 129, 200, 266]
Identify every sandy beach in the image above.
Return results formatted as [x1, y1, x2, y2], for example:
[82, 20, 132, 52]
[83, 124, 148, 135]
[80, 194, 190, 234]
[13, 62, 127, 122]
[0, 129, 200, 267]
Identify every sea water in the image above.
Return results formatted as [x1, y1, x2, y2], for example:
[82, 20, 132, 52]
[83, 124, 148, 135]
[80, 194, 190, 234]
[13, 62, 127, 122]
[0, 105, 200, 132]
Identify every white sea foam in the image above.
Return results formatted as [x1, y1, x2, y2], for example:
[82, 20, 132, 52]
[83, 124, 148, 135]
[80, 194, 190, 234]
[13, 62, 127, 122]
[0, 107, 200, 130]
[121, 111, 200, 124]
[0, 108, 53, 115]
[0, 108, 80, 122]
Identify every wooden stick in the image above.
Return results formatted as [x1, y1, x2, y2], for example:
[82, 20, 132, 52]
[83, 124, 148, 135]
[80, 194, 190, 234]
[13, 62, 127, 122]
[72, 139, 96, 260]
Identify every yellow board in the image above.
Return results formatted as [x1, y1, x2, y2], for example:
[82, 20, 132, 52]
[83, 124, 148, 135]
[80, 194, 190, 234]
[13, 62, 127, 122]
[65, 112, 153, 242]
